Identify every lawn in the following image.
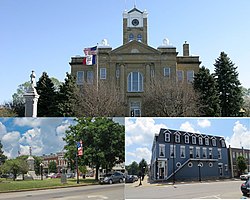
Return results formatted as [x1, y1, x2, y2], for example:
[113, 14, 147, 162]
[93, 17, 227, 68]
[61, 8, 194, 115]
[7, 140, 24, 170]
[0, 178, 98, 192]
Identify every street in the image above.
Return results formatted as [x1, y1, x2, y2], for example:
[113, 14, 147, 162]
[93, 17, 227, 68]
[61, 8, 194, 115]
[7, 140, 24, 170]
[125, 178, 245, 199]
[0, 184, 124, 200]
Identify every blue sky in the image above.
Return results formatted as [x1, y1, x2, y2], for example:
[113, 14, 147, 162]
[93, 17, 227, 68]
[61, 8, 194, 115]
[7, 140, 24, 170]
[1, 0, 250, 103]
[125, 118, 250, 165]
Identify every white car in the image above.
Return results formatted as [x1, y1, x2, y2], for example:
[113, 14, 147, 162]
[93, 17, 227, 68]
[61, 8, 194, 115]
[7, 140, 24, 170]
[240, 172, 250, 180]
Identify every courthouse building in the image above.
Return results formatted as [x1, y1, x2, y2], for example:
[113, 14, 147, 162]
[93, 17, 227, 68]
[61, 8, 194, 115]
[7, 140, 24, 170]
[70, 7, 201, 116]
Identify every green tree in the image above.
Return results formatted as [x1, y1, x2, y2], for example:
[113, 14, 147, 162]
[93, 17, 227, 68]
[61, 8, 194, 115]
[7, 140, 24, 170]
[57, 73, 78, 117]
[64, 117, 125, 180]
[36, 72, 59, 117]
[214, 52, 243, 116]
[193, 66, 221, 116]
[0, 140, 7, 165]
[126, 161, 139, 175]
[48, 161, 57, 173]
[16, 157, 29, 180]
[139, 158, 148, 174]
[237, 155, 247, 175]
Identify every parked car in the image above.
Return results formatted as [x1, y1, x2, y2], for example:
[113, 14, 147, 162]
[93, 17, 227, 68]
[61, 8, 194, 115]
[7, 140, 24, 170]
[241, 178, 250, 197]
[51, 173, 61, 178]
[99, 171, 124, 184]
[240, 172, 250, 180]
[46, 173, 55, 178]
[125, 175, 135, 183]
[66, 173, 75, 178]
[132, 175, 138, 181]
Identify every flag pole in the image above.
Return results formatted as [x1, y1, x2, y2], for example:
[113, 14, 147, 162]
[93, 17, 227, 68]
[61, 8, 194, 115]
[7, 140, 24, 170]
[96, 43, 99, 91]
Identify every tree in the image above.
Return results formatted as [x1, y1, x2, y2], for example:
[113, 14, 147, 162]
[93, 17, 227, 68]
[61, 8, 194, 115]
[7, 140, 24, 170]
[63, 117, 125, 180]
[16, 157, 29, 180]
[142, 79, 201, 116]
[36, 72, 59, 117]
[193, 66, 221, 116]
[0, 140, 7, 165]
[72, 81, 126, 117]
[0, 105, 17, 117]
[126, 161, 139, 175]
[57, 73, 78, 117]
[139, 158, 148, 174]
[237, 156, 247, 176]
[214, 52, 243, 116]
[48, 161, 57, 173]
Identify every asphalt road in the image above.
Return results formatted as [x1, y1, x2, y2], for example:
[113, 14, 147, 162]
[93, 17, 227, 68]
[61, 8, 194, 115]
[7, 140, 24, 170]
[125, 180, 245, 199]
[0, 184, 124, 200]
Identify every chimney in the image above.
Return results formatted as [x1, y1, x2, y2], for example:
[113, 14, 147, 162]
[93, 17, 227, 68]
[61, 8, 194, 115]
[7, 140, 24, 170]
[183, 41, 189, 56]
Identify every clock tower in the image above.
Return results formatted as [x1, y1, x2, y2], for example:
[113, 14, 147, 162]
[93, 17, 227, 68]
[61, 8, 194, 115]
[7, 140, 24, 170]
[123, 7, 148, 44]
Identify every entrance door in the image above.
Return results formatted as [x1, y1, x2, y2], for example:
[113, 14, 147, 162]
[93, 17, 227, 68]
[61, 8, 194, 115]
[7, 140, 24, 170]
[218, 163, 223, 177]
[130, 102, 141, 117]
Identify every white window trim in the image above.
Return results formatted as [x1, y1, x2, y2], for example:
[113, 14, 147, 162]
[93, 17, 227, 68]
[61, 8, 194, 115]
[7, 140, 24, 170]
[185, 135, 189, 144]
[170, 145, 176, 158]
[187, 70, 194, 83]
[212, 139, 216, 146]
[192, 136, 196, 144]
[127, 72, 143, 92]
[177, 70, 184, 82]
[199, 137, 203, 145]
[218, 148, 222, 159]
[202, 147, 207, 159]
[205, 138, 209, 146]
[77, 71, 84, 85]
[175, 134, 180, 143]
[159, 144, 165, 157]
[165, 132, 170, 142]
[87, 71, 94, 84]
[164, 67, 170, 78]
[100, 68, 106, 79]
[196, 147, 200, 158]
[180, 146, 186, 158]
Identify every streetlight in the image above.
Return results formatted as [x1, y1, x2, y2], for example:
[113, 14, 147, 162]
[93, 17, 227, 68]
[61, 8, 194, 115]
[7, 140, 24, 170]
[239, 108, 245, 117]
[40, 163, 44, 180]
[198, 161, 201, 182]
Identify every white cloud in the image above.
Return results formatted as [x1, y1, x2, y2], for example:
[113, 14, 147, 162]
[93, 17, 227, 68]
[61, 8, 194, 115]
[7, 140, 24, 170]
[226, 121, 250, 149]
[197, 119, 211, 128]
[126, 147, 151, 165]
[2, 131, 21, 158]
[180, 121, 196, 133]
[13, 118, 42, 127]
[0, 122, 7, 139]
[125, 118, 167, 147]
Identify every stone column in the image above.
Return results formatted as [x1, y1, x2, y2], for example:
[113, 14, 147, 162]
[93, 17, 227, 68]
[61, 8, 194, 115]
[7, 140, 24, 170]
[23, 71, 39, 117]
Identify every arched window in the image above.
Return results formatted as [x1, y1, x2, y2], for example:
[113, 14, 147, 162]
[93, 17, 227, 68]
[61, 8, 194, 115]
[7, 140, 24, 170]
[129, 33, 134, 41]
[127, 72, 143, 92]
[137, 34, 142, 42]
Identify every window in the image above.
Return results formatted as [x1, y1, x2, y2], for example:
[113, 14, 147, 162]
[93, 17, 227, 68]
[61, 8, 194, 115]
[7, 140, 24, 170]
[203, 147, 207, 158]
[209, 148, 213, 159]
[87, 71, 93, 84]
[192, 136, 196, 144]
[128, 72, 143, 92]
[187, 70, 194, 83]
[218, 149, 222, 159]
[137, 34, 142, 42]
[180, 146, 185, 158]
[77, 71, 84, 85]
[170, 145, 176, 158]
[165, 132, 170, 142]
[196, 147, 200, 158]
[225, 164, 228, 172]
[177, 70, 183, 82]
[233, 152, 235, 159]
[212, 139, 216, 146]
[185, 135, 189, 144]
[164, 67, 170, 78]
[190, 146, 194, 158]
[209, 162, 213, 167]
[176, 162, 181, 168]
[175, 134, 180, 143]
[129, 33, 134, 41]
[100, 68, 106, 79]
[116, 66, 120, 78]
[205, 138, 209, 146]
[159, 144, 165, 157]
[150, 69, 155, 77]
[199, 137, 203, 145]
[221, 139, 225, 147]
[188, 162, 193, 168]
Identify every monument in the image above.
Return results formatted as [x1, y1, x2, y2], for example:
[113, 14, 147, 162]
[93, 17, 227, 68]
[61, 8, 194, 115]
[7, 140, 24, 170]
[26, 147, 38, 179]
[23, 71, 39, 117]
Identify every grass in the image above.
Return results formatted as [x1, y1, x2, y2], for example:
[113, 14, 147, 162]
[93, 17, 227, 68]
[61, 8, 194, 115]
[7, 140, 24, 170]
[0, 178, 98, 192]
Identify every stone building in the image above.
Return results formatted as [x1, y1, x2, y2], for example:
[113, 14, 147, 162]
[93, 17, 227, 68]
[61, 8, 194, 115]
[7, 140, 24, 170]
[150, 128, 230, 182]
[70, 6, 201, 116]
[228, 146, 250, 177]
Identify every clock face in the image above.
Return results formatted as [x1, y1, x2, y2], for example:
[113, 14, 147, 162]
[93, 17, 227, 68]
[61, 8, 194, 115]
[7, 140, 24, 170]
[132, 19, 139, 26]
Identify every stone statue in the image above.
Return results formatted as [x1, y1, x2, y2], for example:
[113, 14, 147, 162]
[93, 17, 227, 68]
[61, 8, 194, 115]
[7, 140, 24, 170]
[30, 70, 36, 88]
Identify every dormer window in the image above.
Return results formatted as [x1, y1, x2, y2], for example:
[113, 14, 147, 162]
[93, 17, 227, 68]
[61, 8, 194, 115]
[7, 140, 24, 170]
[221, 139, 225, 147]
[165, 132, 170, 142]
[199, 137, 203, 145]
[175, 134, 180, 143]
[192, 136, 196, 144]
[185, 135, 189, 144]
[212, 139, 216, 146]
[205, 138, 209, 146]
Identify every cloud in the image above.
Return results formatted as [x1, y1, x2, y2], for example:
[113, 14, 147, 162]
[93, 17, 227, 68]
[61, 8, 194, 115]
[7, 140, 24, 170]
[1, 131, 21, 158]
[125, 118, 167, 147]
[180, 121, 196, 133]
[226, 121, 250, 149]
[13, 118, 42, 127]
[0, 122, 7, 138]
[197, 119, 211, 128]
[126, 147, 151, 165]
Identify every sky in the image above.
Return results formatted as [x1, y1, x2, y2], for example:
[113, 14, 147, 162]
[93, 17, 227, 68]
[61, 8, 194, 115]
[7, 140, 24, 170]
[0, 117, 124, 159]
[1, 0, 250, 104]
[125, 118, 250, 165]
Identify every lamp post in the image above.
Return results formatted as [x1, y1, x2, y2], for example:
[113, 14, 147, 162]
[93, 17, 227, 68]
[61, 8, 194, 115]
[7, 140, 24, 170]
[239, 108, 245, 117]
[40, 163, 44, 180]
[198, 161, 201, 182]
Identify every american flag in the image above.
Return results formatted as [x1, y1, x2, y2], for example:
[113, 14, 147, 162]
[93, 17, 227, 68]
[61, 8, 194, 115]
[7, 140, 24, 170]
[84, 46, 97, 55]
[77, 140, 83, 156]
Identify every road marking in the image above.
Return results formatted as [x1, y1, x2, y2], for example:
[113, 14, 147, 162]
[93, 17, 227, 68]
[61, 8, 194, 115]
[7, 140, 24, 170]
[88, 195, 108, 199]
[194, 194, 221, 199]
